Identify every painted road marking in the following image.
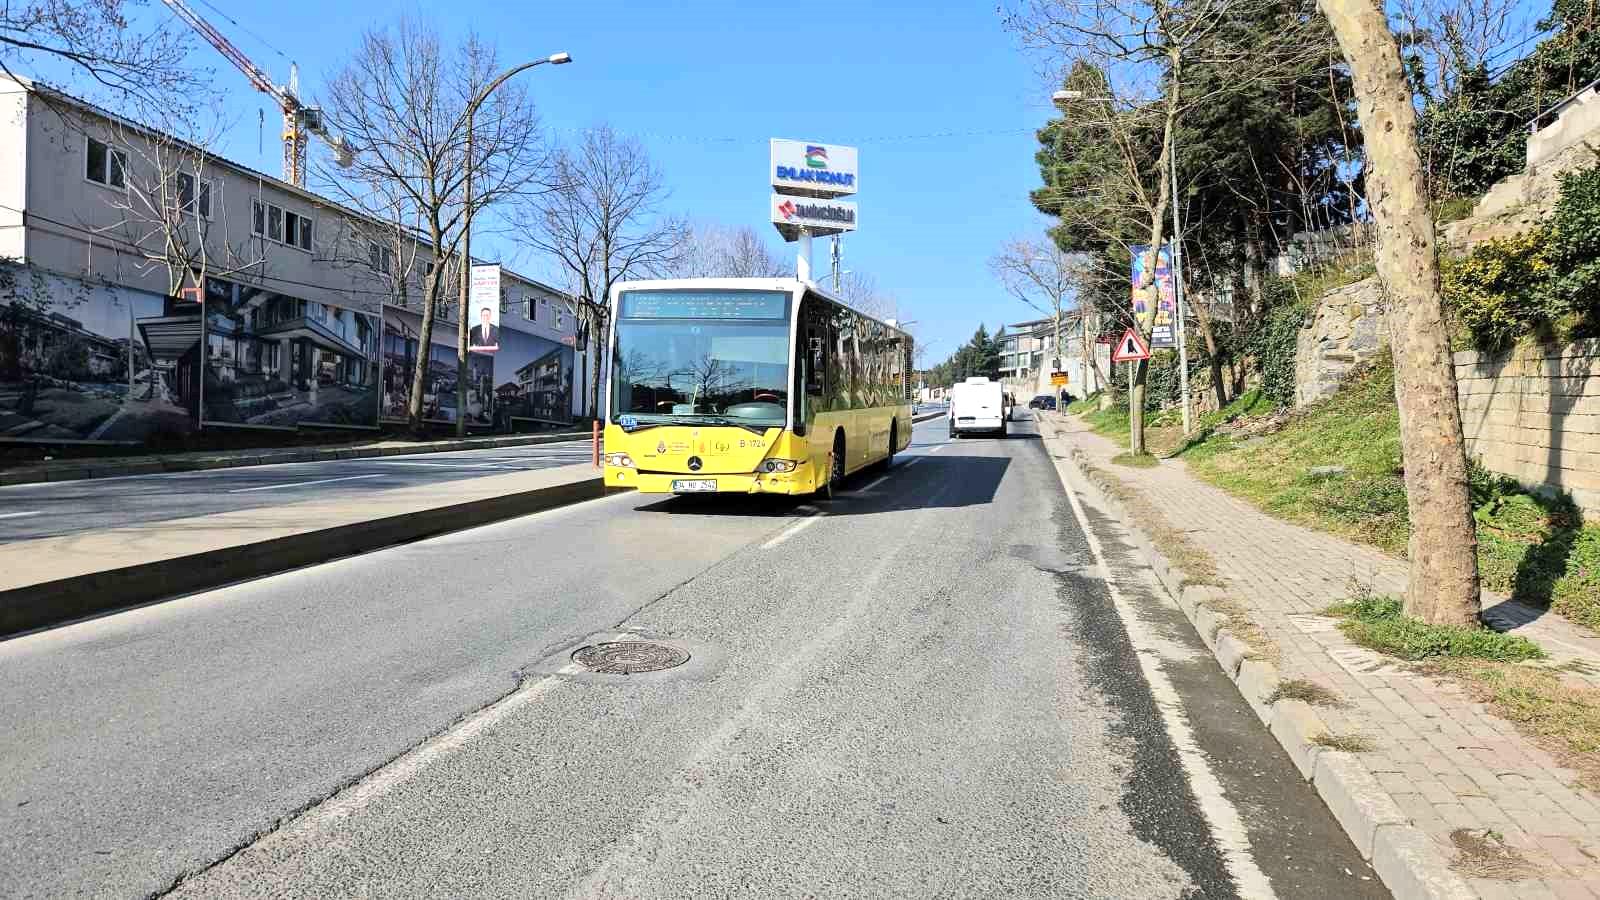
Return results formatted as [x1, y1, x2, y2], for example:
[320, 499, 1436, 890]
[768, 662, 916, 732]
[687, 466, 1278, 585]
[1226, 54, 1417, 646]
[0, 510, 40, 519]
[1055, 454, 1277, 899]
[761, 511, 826, 550]
[928, 444, 946, 453]
[227, 474, 385, 493]
[863, 475, 888, 491]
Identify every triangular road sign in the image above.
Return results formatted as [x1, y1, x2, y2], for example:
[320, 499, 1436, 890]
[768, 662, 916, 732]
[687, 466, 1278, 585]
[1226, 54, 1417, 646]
[1111, 328, 1151, 363]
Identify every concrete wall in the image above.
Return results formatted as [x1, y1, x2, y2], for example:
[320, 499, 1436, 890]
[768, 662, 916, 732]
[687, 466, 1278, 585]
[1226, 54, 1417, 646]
[1456, 340, 1600, 517]
[1528, 82, 1600, 171]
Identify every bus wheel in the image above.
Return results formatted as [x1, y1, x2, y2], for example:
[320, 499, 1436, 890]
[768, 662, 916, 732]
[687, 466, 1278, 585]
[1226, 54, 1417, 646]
[882, 421, 897, 470]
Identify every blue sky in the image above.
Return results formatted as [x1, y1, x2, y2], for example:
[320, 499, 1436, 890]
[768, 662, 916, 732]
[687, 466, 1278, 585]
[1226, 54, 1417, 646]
[150, 0, 1058, 363]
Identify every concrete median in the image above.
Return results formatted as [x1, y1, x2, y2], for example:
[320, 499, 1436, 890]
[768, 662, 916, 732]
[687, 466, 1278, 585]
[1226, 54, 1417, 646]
[0, 463, 603, 638]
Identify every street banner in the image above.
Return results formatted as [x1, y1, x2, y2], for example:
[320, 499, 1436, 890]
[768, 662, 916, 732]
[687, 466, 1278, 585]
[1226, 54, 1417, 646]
[469, 264, 501, 353]
[1130, 245, 1177, 349]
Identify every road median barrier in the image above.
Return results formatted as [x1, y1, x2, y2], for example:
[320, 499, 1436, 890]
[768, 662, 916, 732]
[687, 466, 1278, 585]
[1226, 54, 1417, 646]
[0, 430, 592, 487]
[0, 464, 603, 638]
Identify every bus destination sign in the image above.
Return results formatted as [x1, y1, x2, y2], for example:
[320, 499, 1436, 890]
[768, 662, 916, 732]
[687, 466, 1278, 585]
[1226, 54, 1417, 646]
[620, 290, 790, 320]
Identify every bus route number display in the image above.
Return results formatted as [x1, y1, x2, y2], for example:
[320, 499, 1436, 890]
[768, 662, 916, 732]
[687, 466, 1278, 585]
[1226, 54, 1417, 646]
[620, 290, 789, 320]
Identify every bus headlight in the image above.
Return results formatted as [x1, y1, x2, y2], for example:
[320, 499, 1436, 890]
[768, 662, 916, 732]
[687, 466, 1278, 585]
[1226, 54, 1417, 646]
[605, 453, 635, 468]
[759, 459, 799, 473]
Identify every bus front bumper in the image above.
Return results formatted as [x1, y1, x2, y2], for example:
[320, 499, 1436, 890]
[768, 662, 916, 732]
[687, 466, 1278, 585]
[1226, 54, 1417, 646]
[606, 466, 819, 495]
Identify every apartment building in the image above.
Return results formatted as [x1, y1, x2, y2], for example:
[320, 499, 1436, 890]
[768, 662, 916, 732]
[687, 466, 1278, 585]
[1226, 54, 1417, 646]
[999, 315, 1107, 401]
[0, 75, 589, 446]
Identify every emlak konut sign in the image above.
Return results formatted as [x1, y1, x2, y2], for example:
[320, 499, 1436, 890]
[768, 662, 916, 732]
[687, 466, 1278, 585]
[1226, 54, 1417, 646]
[771, 194, 857, 241]
[770, 139, 858, 197]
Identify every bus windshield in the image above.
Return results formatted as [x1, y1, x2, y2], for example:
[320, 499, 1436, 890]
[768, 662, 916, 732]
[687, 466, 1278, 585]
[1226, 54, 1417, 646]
[610, 294, 791, 428]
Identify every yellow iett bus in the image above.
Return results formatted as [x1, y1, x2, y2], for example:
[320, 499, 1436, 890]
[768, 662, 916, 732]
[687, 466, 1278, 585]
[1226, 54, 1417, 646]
[601, 278, 914, 497]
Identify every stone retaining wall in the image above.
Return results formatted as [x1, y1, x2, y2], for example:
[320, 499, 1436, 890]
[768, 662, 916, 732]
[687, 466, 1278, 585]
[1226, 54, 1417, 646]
[1455, 340, 1600, 517]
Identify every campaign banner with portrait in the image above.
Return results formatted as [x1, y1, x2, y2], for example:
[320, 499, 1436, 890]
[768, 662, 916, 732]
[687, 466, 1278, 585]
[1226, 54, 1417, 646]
[1130, 244, 1177, 349]
[468, 265, 501, 353]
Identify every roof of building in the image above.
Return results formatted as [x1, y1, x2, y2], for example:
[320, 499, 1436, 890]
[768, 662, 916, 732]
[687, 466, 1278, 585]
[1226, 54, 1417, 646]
[0, 73, 572, 301]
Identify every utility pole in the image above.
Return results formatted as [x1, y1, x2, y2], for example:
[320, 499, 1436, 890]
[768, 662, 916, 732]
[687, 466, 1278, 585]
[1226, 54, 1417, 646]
[454, 52, 571, 437]
[1169, 128, 1191, 433]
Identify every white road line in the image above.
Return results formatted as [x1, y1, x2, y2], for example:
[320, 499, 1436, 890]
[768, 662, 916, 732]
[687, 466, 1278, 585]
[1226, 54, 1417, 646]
[0, 510, 40, 519]
[760, 511, 825, 549]
[901, 458, 923, 469]
[928, 444, 946, 453]
[1054, 455, 1277, 899]
[863, 475, 888, 491]
[227, 474, 385, 493]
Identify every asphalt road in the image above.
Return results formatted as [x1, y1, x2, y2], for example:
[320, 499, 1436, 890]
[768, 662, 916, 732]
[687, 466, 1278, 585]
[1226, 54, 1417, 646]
[0, 438, 598, 542]
[0, 417, 1389, 898]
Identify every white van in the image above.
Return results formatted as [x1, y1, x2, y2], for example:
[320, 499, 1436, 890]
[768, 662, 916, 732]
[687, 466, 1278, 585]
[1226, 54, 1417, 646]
[949, 377, 1006, 438]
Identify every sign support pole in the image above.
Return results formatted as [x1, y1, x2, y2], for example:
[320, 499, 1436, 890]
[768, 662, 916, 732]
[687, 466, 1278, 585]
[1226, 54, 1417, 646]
[797, 227, 812, 282]
[1169, 128, 1191, 434]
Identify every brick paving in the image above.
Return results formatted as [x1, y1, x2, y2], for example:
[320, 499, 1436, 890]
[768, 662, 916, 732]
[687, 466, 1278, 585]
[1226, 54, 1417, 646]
[1049, 413, 1600, 898]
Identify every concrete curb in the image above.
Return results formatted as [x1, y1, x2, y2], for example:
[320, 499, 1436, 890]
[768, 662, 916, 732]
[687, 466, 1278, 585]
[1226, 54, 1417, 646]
[1039, 412, 1477, 900]
[911, 411, 945, 424]
[0, 475, 603, 638]
[0, 430, 593, 487]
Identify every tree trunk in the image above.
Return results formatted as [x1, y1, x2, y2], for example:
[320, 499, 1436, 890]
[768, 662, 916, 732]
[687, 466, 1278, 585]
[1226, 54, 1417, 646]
[1190, 288, 1228, 412]
[408, 265, 442, 436]
[1319, 0, 1480, 626]
[1129, 359, 1148, 454]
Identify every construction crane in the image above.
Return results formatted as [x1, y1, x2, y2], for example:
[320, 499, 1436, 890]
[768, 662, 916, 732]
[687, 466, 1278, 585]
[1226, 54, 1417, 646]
[161, 0, 351, 187]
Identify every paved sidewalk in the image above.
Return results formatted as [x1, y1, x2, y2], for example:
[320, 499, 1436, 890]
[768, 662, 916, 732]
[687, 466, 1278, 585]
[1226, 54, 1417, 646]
[1046, 412, 1600, 899]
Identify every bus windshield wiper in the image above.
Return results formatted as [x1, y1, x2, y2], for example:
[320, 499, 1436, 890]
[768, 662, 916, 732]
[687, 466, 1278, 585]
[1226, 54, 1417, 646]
[673, 415, 774, 433]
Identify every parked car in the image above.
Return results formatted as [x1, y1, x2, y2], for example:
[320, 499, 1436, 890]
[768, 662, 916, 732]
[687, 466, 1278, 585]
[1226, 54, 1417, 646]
[1028, 394, 1057, 411]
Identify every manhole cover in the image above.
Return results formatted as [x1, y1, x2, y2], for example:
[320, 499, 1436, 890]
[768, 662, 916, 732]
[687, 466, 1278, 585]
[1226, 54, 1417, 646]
[572, 641, 690, 674]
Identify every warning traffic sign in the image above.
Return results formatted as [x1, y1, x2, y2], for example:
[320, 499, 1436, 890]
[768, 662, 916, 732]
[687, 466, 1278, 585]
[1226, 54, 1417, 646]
[1111, 328, 1151, 363]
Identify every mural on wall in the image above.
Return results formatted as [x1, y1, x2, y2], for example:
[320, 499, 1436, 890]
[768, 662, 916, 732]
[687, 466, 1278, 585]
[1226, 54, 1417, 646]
[0, 271, 202, 444]
[202, 278, 381, 430]
[381, 305, 574, 428]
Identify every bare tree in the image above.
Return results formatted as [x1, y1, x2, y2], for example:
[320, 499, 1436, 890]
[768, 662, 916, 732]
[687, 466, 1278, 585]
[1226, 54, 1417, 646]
[518, 125, 685, 420]
[0, 1, 202, 109]
[1318, 0, 1480, 625]
[990, 237, 1104, 394]
[831, 270, 900, 321]
[101, 104, 262, 298]
[667, 223, 787, 278]
[319, 19, 545, 434]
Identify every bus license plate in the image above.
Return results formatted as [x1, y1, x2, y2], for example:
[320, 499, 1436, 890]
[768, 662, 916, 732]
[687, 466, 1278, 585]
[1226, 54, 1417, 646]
[672, 479, 717, 493]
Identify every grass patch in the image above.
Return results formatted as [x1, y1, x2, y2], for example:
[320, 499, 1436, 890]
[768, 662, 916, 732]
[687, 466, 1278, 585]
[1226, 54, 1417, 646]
[1080, 403, 1184, 456]
[1185, 356, 1600, 632]
[1310, 732, 1375, 753]
[1111, 451, 1159, 468]
[1269, 678, 1345, 707]
[1434, 195, 1479, 225]
[1325, 593, 1545, 662]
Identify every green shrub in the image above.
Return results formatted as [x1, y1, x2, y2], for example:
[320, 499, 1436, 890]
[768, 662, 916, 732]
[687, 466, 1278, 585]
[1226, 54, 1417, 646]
[1252, 299, 1309, 407]
[1441, 230, 1556, 351]
[1544, 165, 1600, 336]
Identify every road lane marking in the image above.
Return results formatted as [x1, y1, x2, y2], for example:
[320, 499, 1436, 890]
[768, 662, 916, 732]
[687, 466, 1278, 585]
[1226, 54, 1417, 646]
[928, 444, 946, 453]
[901, 458, 923, 469]
[863, 475, 888, 491]
[1054, 454, 1277, 899]
[227, 474, 385, 493]
[761, 511, 825, 549]
[0, 510, 40, 519]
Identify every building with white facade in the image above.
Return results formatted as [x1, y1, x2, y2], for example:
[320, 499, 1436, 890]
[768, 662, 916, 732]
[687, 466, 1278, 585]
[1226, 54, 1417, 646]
[0, 75, 590, 446]
[998, 315, 1107, 401]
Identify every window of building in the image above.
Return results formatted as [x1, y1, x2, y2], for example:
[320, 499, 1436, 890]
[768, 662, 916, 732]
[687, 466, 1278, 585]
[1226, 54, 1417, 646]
[368, 241, 393, 275]
[175, 173, 212, 218]
[85, 137, 127, 188]
[251, 200, 312, 251]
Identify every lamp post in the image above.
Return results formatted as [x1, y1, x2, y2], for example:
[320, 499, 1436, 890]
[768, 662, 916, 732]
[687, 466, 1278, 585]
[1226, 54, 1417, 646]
[455, 51, 571, 437]
[1053, 88, 1190, 431]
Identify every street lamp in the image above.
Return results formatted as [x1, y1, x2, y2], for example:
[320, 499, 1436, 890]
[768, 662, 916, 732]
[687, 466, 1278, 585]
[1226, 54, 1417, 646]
[1051, 86, 1190, 431]
[455, 51, 571, 437]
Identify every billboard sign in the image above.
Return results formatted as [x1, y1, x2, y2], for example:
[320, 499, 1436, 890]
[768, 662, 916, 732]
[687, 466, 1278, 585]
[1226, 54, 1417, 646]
[469, 264, 501, 353]
[1130, 244, 1177, 349]
[770, 194, 857, 241]
[770, 139, 858, 197]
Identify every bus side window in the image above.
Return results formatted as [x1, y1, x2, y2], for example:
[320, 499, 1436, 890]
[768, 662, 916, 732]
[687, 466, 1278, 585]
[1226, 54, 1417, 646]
[807, 330, 825, 396]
